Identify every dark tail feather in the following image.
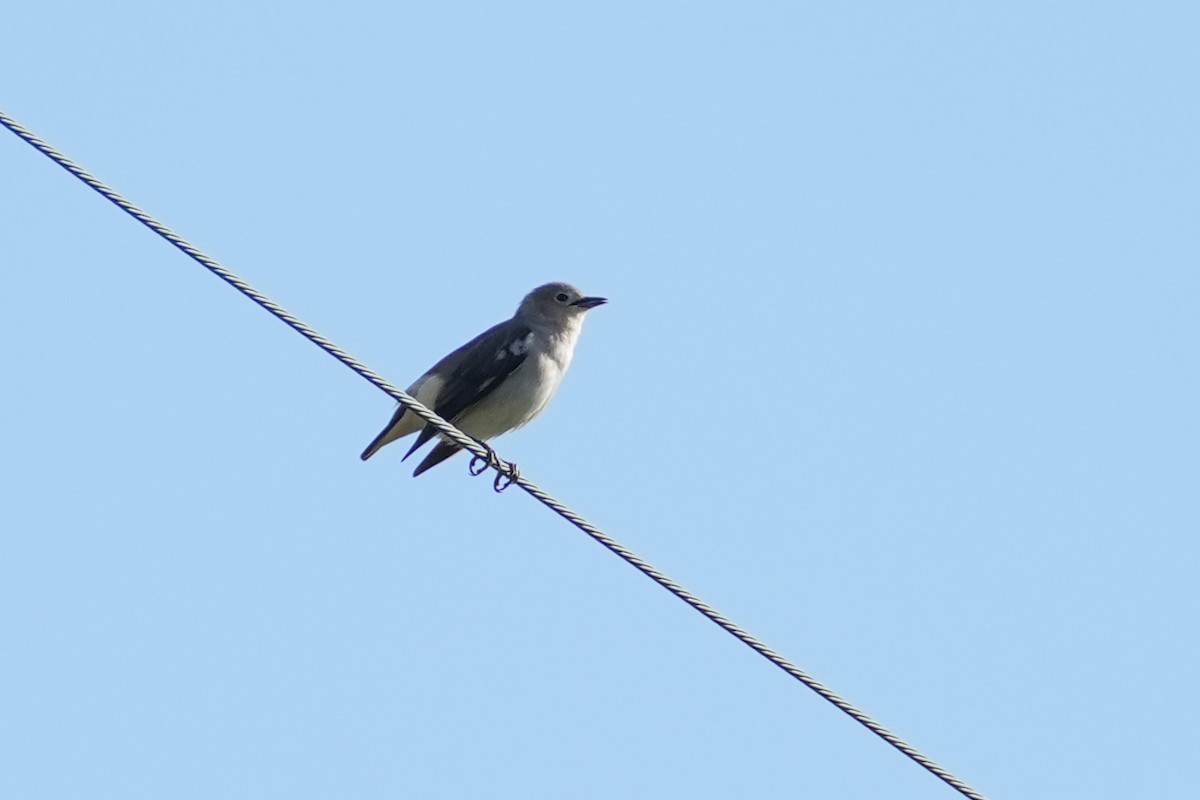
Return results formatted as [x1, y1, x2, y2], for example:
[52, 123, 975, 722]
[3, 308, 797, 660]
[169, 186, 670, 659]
[402, 424, 438, 461]
[412, 441, 464, 476]
[360, 437, 387, 461]
[360, 409, 407, 461]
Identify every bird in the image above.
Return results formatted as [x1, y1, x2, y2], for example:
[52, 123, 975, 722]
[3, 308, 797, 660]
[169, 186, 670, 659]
[360, 282, 607, 476]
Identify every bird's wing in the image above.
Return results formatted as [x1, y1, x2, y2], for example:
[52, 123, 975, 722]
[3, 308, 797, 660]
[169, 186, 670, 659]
[411, 440, 466, 476]
[402, 320, 534, 460]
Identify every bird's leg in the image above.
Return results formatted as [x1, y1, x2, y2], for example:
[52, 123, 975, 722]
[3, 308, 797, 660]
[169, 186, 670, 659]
[467, 439, 518, 492]
[493, 460, 519, 493]
[467, 443, 492, 476]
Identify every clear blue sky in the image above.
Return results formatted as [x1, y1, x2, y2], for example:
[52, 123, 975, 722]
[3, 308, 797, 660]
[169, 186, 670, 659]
[3, 3, 1197, 798]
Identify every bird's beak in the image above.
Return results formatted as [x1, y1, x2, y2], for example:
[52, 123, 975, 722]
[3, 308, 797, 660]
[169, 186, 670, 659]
[571, 296, 608, 309]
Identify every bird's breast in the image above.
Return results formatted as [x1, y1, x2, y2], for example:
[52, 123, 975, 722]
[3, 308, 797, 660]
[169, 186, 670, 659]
[454, 350, 565, 441]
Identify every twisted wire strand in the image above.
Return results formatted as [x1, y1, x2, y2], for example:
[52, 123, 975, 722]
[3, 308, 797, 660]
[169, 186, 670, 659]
[0, 111, 497, 472]
[1, 108, 988, 800]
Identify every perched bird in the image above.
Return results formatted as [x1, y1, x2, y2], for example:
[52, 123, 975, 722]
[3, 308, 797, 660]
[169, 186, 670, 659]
[361, 282, 607, 475]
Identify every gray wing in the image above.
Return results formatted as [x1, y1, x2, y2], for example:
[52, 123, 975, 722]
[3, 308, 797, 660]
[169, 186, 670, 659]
[405, 320, 534, 473]
[411, 440, 468, 476]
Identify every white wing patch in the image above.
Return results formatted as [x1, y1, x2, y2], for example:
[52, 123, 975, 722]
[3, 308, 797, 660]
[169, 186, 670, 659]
[496, 333, 533, 360]
[509, 333, 533, 356]
[414, 374, 445, 408]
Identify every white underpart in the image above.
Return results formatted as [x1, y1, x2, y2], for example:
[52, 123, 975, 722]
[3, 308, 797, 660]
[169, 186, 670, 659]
[386, 373, 445, 442]
[455, 317, 583, 442]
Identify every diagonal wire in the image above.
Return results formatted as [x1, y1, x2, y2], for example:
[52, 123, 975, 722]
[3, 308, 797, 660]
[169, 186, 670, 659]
[1, 108, 988, 800]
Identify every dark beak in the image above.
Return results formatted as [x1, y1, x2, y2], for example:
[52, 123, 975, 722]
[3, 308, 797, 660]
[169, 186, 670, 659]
[571, 296, 608, 309]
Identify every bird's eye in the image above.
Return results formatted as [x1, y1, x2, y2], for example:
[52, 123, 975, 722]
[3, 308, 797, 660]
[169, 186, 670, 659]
[555, 292, 569, 303]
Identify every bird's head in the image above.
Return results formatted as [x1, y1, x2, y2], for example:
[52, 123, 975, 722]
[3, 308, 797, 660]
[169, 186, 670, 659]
[517, 282, 607, 327]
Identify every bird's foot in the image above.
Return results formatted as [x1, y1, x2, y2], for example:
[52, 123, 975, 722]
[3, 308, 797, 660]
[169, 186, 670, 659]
[468, 441, 519, 492]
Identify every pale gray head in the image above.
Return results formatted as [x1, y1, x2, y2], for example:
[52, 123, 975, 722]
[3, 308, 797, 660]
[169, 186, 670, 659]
[515, 282, 607, 327]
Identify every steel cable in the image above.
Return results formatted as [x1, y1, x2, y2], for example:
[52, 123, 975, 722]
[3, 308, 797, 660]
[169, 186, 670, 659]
[1, 108, 989, 800]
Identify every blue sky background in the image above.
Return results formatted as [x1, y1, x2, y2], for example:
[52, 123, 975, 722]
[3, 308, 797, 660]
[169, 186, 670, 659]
[3, 3, 1197, 798]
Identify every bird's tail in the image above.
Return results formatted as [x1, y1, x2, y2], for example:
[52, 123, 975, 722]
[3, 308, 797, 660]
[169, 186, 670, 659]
[411, 440, 465, 476]
[360, 407, 415, 460]
[360, 431, 390, 461]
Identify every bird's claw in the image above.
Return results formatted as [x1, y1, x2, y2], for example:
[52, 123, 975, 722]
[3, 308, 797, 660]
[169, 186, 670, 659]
[468, 441, 519, 492]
